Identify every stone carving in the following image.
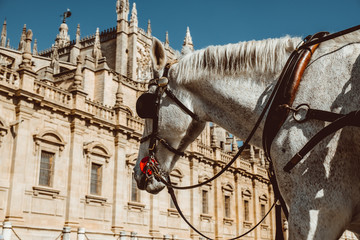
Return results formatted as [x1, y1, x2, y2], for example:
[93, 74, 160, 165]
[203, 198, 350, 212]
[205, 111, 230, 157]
[92, 28, 102, 67]
[51, 44, 60, 74]
[0, 53, 14, 67]
[136, 43, 152, 81]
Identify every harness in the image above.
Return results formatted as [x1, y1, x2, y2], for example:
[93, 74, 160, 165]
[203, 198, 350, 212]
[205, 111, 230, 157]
[136, 24, 360, 240]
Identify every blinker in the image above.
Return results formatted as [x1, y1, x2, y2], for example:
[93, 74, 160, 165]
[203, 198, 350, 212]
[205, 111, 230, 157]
[136, 93, 157, 119]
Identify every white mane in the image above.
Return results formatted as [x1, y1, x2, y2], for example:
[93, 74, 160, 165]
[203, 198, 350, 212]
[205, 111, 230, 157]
[176, 36, 302, 84]
[175, 30, 360, 84]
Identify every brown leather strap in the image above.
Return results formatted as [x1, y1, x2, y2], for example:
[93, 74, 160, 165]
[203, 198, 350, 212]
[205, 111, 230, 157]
[263, 32, 328, 162]
[284, 110, 360, 172]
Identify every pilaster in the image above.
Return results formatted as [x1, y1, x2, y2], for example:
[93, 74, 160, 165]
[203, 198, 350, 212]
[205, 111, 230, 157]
[64, 119, 86, 228]
[149, 194, 161, 237]
[252, 178, 260, 239]
[6, 106, 34, 223]
[213, 164, 223, 240]
[234, 172, 241, 236]
[189, 157, 199, 239]
[111, 132, 127, 234]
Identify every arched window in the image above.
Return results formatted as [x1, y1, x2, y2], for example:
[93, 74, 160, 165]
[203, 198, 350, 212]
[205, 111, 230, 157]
[83, 142, 111, 197]
[259, 194, 268, 224]
[33, 129, 66, 197]
[242, 188, 252, 224]
[222, 183, 234, 220]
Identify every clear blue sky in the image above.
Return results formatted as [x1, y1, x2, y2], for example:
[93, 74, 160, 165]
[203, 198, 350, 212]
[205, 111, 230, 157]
[0, 0, 360, 52]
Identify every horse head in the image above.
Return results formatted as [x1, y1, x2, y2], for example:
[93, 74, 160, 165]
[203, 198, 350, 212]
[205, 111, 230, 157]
[133, 38, 206, 194]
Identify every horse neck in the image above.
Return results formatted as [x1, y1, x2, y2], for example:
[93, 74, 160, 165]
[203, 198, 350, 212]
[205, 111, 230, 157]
[187, 73, 279, 148]
[175, 37, 299, 147]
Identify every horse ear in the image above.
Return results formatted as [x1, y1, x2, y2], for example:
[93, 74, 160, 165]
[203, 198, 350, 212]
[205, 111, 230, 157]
[151, 38, 167, 77]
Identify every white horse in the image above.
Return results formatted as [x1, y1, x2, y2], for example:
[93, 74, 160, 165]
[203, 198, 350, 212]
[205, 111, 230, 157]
[134, 31, 360, 239]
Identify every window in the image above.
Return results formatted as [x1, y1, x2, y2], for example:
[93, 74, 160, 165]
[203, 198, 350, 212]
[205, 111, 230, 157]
[90, 163, 102, 195]
[224, 195, 231, 218]
[244, 200, 250, 221]
[202, 190, 209, 214]
[131, 173, 140, 202]
[39, 151, 55, 186]
[261, 204, 266, 223]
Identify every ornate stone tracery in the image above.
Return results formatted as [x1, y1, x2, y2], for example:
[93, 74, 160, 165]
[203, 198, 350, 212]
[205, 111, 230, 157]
[136, 43, 152, 81]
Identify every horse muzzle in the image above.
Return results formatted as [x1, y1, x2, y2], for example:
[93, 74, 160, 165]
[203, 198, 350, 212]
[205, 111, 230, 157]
[133, 156, 167, 194]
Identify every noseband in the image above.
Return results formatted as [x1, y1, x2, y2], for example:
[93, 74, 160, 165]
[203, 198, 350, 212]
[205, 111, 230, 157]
[136, 63, 200, 179]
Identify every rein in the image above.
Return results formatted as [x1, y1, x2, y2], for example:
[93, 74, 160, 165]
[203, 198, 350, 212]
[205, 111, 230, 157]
[136, 24, 360, 240]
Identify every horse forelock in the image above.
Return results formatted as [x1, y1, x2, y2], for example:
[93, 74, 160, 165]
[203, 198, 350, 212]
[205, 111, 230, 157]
[175, 36, 302, 84]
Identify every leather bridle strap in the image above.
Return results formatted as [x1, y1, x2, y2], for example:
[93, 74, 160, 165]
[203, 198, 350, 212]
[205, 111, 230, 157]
[284, 110, 360, 172]
[141, 79, 200, 157]
[165, 88, 200, 121]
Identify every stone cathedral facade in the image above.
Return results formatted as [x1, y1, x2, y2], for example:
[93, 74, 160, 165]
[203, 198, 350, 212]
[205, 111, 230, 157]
[7, 1, 357, 240]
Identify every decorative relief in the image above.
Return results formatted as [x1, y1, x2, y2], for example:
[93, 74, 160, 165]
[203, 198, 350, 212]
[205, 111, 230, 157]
[0, 53, 14, 68]
[0, 119, 8, 148]
[136, 43, 152, 82]
[83, 141, 111, 166]
[33, 130, 66, 156]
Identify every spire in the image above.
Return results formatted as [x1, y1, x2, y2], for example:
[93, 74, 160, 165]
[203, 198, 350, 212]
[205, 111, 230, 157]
[92, 27, 102, 67]
[116, 0, 129, 21]
[1, 18, 7, 47]
[6, 38, 10, 48]
[55, 21, 70, 48]
[182, 26, 194, 54]
[33, 39, 38, 55]
[147, 20, 151, 36]
[76, 24, 81, 46]
[115, 76, 123, 107]
[73, 55, 83, 89]
[19, 29, 33, 69]
[165, 31, 169, 47]
[130, 3, 138, 27]
[18, 24, 26, 51]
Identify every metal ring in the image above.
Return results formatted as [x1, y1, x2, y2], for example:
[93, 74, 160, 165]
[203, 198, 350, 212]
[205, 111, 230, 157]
[293, 103, 310, 123]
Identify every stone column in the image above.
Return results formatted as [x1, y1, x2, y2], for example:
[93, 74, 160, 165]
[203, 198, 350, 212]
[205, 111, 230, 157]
[62, 227, 71, 240]
[77, 228, 85, 240]
[130, 231, 137, 240]
[2, 222, 12, 240]
[119, 231, 127, 240]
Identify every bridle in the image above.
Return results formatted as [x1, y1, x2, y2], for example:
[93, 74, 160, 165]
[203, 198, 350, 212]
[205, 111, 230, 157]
[136, 63, 200, 181]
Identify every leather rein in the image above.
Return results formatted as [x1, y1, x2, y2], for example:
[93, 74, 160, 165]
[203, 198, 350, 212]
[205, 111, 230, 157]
[136, 24, 360, 240]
